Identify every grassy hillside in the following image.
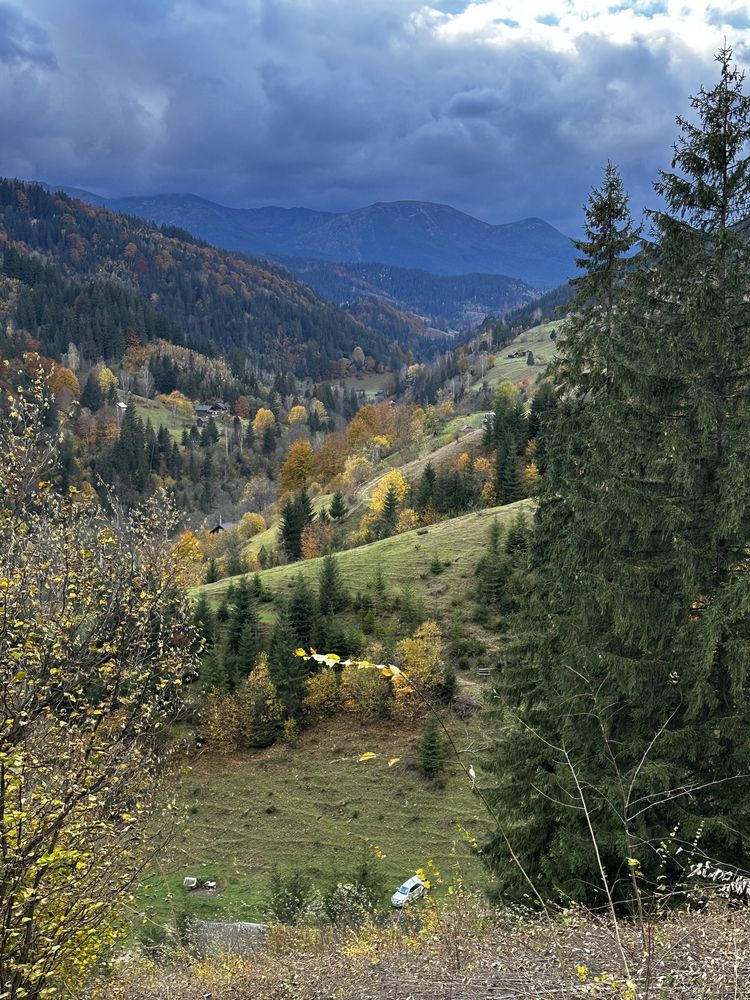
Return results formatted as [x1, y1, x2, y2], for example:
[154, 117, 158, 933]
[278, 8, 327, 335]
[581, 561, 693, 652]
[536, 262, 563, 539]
[202, 500, 532, 616]
[139, 712, 491, 926]
[240, 421, 490, 563]
[473, 320, 560, 391]
[126, 393, 192, 442]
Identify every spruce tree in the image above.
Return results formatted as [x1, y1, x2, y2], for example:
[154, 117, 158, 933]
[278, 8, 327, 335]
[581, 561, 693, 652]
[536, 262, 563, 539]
[555, 161, 638, 396]
[225, 543, 245, 578]
[288, 574, 318, 649]
[420, 715, 447, 787]
[280, 491, 314, 561]
[201, 647, 228, 692]
[238, 618, 262, 677]
[269, 599, 308, 713]
[193, 592, 216, 648]
[415, 463, 436, 512]
[318, 553, 347, 617]
[495, 433, 522, 504]
[329, 490, 348, 521]
[80, 372, 102, 411]
[504, 511, 529, 556]
[485, 51, 750, 902]
[226, 578, 256, 656]
[236, 653, 283, 748]
[378, 482, 400, 536]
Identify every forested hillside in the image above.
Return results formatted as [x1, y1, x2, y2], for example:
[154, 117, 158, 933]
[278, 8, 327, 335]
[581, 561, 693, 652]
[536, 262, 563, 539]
[55, 189, 577, 288]
[270, 256, 537, 330]
[0, 180, 419, 378]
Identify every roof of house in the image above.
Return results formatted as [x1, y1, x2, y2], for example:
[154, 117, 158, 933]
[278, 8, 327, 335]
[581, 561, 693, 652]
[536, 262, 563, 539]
[208, 519, 238, 534]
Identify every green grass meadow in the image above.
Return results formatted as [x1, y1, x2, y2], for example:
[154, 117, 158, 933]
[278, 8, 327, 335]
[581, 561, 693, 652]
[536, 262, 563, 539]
[137, 713, 491, 927]
[473, 320, 560, 392]
[201, 500, 532, 619]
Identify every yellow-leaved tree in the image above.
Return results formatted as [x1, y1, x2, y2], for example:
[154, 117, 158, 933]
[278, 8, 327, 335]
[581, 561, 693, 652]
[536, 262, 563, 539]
[236, 652, 284, 748]
[252, 406, 276, 438]
[287, 404, 308, 425]
[369, 469, 410, 513]
[279, 438, 315, 495]
[393, 620, 446, 719]
[238, 511, 266, 539]
[0, 364, 200, 998]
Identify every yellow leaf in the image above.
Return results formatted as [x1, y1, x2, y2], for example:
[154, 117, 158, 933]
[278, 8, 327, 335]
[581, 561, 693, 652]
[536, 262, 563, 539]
[387, 757, 400, 767]
[358, 752, 377, 762]
[294, 648, 307, 657]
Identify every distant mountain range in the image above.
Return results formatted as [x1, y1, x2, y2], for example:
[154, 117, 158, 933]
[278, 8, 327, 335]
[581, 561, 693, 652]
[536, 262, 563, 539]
[2, 180, 427, 378]
[272, 257, 537, 331]
[49, 187, 576, 291]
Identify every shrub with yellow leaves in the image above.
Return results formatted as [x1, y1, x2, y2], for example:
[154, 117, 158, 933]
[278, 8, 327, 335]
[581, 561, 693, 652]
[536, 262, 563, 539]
[0, 363, 201, 998]
[302, 668, 341, 718]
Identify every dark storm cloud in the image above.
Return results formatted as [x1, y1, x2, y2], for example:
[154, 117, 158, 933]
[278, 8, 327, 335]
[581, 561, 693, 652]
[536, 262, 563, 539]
[0, 0, 746, 232]
[0, 2, 55, 67]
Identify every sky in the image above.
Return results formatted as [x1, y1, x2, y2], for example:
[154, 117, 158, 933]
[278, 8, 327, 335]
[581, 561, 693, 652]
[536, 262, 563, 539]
[1, 1, 749, 233]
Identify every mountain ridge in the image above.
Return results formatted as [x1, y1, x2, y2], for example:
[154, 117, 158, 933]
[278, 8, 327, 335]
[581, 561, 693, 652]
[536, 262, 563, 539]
[46, 185, 576, 290]
[1, 179, 423, 377]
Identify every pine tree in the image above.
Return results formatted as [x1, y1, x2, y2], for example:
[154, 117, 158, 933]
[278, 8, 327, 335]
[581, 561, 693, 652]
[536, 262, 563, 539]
[269, 599, 308, 714]
[485, 51, 750, 902]
[420, 715, 447, 786]
[495, 433, 522, 504]
[318, 554, 347, 617]
[378, 482, 400, 536]
[288, 574, 318, 649]
[329, 490, 348, 521]
[193, 592, 216, 648]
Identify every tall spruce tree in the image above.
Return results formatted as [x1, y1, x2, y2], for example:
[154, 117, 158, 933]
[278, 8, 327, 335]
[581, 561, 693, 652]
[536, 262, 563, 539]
[378, 482, 400, 537]
[268, 599, 308, 714]
[329, 490, 348, 521]
[280, 491, 314, 561]
[420, 715, 447, 786]
[494, 433, 522, 505]
[555, 161, 639, 397]
[485, 50, 750, 903]
[318, 553, 347, 617]
[289, 574, 318, 649]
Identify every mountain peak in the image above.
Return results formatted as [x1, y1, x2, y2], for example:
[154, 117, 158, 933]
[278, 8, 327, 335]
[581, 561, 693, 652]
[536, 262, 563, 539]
[43, 185, 576, 288]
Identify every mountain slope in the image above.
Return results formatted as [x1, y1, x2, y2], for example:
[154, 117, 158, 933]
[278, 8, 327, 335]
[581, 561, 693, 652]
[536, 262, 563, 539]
[271, 256, 537, 330]
[0, 180, 416, 377]
[54, 188, 576, 290]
